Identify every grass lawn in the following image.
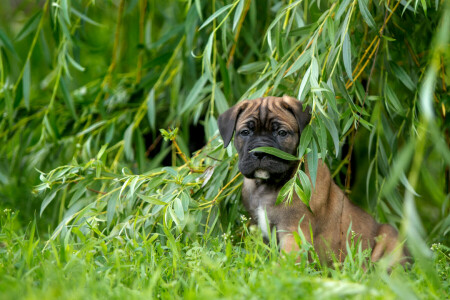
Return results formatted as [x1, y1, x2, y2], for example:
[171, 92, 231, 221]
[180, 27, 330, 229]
[1, 209, 448, 299]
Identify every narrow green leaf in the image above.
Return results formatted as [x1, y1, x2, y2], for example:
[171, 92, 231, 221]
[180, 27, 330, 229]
[136, 193, 167, 206]
[71, 8, 102, 27]
[214, 85, 229, 114]
[391, 64, 415, 91]
[174, 198, 184, 221]
[316, 117, 327, 158]
[15, 11, 42, 41]
[343, 33, 353, 81]
[342, 116, 354, 134]
[96, 144, 108, 160]
[298, 170, 311, 201]
[276, 177, 295, 205]
[294, 182, 308, 207]
[385, 84, 405, 115]
[0, 29, 19, 58]
[40, 189, 58, 216]
[250, 147, 299, 161]
[237, 61, 266, 74]
[199, 4, 233, 30]
[322, 117, 340, 157]
[307, 139, 318, 188]
[61, 0, 71, 25]
[76, 121, 107, 137]
[23, 60, 30, 110]
[67, 54, 85, 72]
[298, 126, 312, 158]
[60, 76, 77, 119]
[195, 0, 203, 20]
[146, 89, 156, 131]
[180, 74, 207, 114]
[381, 142, 415, 197]
[106, 193, 117, 228]
[358, 0, 376, 28]
[284, 49, 311, 77]
[124, 123, 134, 161]
[297, 66, 311, 101]
[233, 0, 245, 31]
[336, 0, 351, 20]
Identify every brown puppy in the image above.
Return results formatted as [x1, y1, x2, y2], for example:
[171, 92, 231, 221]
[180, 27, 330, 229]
[218, 96, 408, 264]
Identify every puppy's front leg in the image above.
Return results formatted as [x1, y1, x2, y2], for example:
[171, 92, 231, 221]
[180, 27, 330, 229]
[279, 232, 300, 253]
[279, 224, 311, 254]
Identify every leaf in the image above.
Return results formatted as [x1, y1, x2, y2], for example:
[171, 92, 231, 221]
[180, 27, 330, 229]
[60, 76, 77, 119]
[297, 170, 312, 207]
[419, 66, 436, 120]
[285, 49, 311, 78]
[294, 182, 308, 207]
[136, 194, 167, 206]
[316, 117, 327, 158]
[15, 11, 42, 41]
[199, 4, 233, 30]
[322, 117, 340, 157]
[237, 61, 266, 74]
[385, 84, 405, 115]
[71, 8, 102, 27]
[335, 0, 351, 20]
[342, 116, 354, 134]
[342, 33, 353, 81]
[250, 147, 299, 161]
[233, 0, 245, 31]
[174, 198, 184, 221]
[298, 126, 312, 158]
[391, 63, 415, 91]
[67, 54, 85, 72]
[106, 192, 117, 228]
[124, 123, 134, 161]
[381, 142, 415, 197]
[276, 177, 295, 204]
[96, 144, 108, 160]
[23, 60, 30, 110]
[40, 189, 58, 216]
[307, 139, 318, 188]
[297, 66, 311, 101]
[180, 74, 207, 114]
[76, 121, 106, 137]
[146, 89, 156, 131]
[358, 0, 376, 28]
[0, 29, 19, 58]
[214, 85, 229, 114]
[61, 0, 71, 25]
[195, 0, 203, 20]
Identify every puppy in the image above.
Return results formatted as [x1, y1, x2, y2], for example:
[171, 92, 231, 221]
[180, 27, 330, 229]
[218, 96, 409, 264]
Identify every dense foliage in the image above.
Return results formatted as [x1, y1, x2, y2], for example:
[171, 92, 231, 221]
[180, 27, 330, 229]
[0, 0, 449, 298]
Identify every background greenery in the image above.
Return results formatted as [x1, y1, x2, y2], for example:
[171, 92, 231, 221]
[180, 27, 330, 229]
[0, 0, 449, 298]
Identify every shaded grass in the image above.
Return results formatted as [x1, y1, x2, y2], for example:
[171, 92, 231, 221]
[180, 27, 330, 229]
[1, 210, 448, 300]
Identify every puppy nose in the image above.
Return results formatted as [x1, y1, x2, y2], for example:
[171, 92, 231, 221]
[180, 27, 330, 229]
[252, 151, 266, 159]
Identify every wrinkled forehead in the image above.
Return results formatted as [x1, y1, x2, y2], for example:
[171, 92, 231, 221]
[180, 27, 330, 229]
[236, 98, 298, 131]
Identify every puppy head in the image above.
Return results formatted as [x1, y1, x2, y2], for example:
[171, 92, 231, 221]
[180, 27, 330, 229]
[217, 96, 311, 181]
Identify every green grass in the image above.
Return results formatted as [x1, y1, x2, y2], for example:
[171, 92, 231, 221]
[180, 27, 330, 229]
[1, 209, 448, 299]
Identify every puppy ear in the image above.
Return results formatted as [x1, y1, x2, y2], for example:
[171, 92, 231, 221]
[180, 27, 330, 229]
[282, 95, 311, 133]
[217, 101, 248, 147]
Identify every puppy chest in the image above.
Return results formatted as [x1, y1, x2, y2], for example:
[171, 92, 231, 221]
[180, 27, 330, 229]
[256, 206, 271, 239]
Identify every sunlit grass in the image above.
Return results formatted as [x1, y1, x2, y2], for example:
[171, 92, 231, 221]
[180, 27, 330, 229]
[0, 210, 448, 299]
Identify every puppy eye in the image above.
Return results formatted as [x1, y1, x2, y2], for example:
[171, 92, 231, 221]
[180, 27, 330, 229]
[278, 130, 287, 137]
[240, 129, 250, 136]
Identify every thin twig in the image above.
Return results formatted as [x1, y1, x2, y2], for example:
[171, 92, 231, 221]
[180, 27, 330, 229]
[345, 0, 401, 89]
[227, 0, 251, 67]
[145, 134, 162, 157]
[345, 0, 391, 191]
